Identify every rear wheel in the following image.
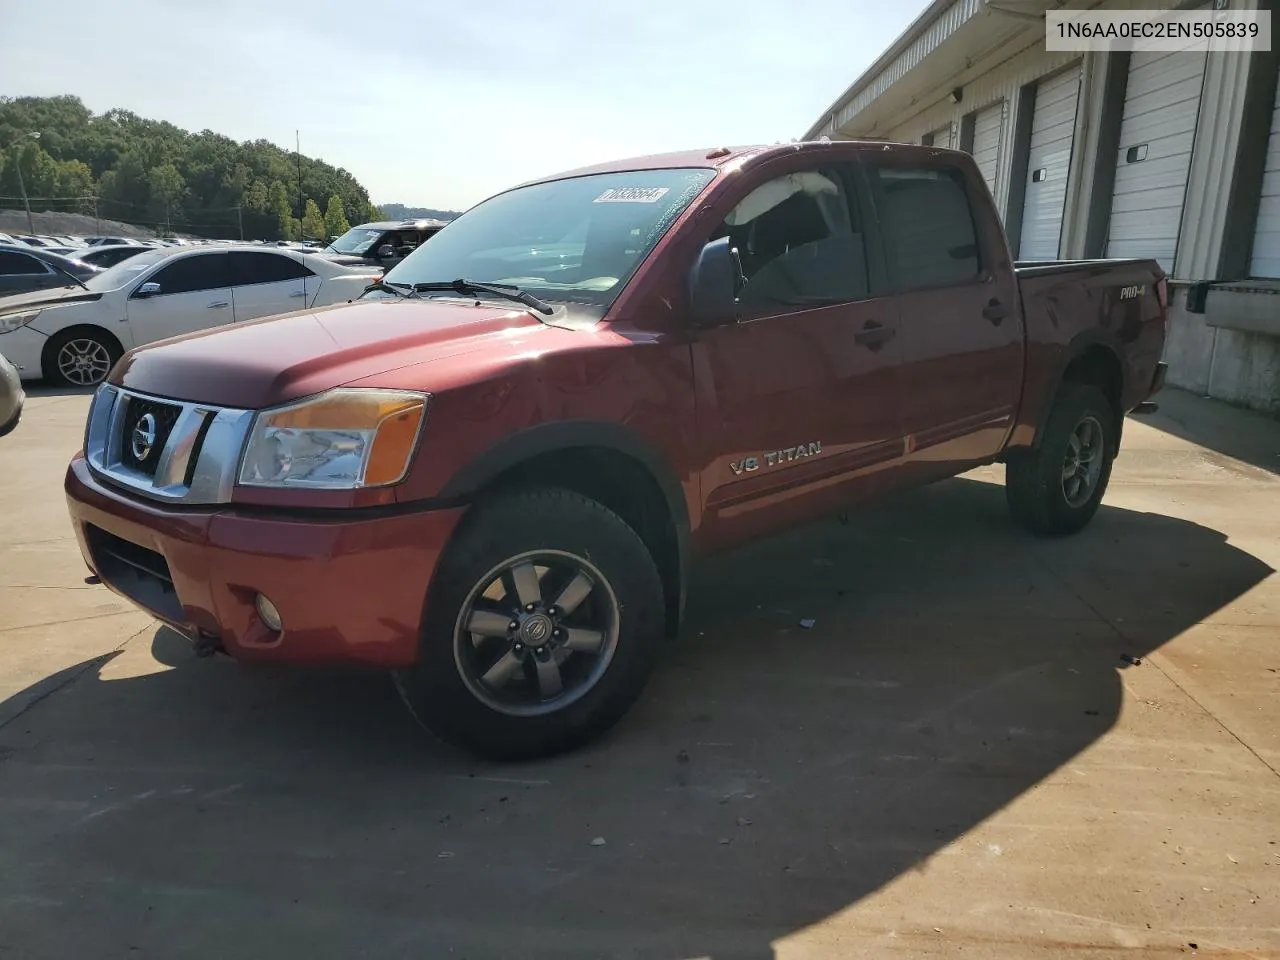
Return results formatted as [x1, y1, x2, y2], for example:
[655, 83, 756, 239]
[44, 328, 120, 388]
[1006, 382, 1116, 536]
[394, 487, 665, 760]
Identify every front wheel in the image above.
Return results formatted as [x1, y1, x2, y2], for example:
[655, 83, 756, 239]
[1006, 382, 1116, 536]
[44, 328, 120, 388]
[394, 487, 666, 760]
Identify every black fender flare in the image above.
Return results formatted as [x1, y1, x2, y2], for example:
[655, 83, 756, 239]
[437, 420, 692, 620]
[1032, 330, 1126, 454]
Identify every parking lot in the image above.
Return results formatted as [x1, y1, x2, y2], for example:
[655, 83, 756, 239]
[1, 386, 1277, 959]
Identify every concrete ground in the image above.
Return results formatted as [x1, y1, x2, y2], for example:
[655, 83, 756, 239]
[0, 386, 1277, 960]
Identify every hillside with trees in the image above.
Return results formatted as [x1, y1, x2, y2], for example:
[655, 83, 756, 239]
[0, 95, 383, 241]
[379, 202, 462, 222]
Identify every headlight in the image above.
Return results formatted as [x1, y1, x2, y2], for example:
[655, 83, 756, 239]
[238, 389, 429, 489]
[0, 310, 42, 334]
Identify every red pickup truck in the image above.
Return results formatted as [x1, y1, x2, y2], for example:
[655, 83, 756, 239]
[65, 141, 1168, 759]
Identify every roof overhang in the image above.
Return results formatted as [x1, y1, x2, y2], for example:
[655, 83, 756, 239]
[804, 0, 1079, 139]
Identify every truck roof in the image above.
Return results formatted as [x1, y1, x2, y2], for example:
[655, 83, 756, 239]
[515, 140, 940, 188]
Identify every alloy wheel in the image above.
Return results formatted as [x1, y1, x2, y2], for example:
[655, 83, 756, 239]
[1061, 415, 1105, 508]
[57, 339, 112, 386]
[453, 549, 621, 717]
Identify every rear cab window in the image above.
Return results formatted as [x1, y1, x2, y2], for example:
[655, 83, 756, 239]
[864, 163, 983, 291]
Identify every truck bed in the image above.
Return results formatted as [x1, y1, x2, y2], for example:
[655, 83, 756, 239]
[1008, 257, 1167, 450]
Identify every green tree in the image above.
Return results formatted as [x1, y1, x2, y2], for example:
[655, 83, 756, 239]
[0, 95, 386, 239]
[300, 198, 325, 241]
[243, 179, 269, 214]
[0, 141, 58, 200]
[148, 162, 186, 231]
[54, 159, 96, 213]
[268, 180, 294, 240]
[323, 194, 350, 239]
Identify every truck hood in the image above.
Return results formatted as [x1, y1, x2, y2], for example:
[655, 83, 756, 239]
[112, 298, 553, 409]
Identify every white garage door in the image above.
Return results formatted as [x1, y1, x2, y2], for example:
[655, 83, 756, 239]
[1105, 48, 1208, 272]
[1019, 67, 1081, 260]
[923, 123, 953, 148]
[972, 101, 1005, 196]
[1249, 67, 1280, 278]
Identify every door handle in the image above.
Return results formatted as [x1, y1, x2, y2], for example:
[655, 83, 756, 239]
[207, 301, 230, 309]
[290, 290, 307, 298]
[982, 299, 1007, 324]
[853, 319, 896, 351]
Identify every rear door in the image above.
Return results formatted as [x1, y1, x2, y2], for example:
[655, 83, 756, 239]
[0, 250, 63, 295]
[227, 251, 313, 322]
[125, 252, 233, 345]
[693, 157, 904, 549]
[861, 155, 1023, 477]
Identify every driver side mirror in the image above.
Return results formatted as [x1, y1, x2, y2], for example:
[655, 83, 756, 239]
[688, 237, 742, 327]
[377, 244, 397, 261]
[134, 282, 161, 298]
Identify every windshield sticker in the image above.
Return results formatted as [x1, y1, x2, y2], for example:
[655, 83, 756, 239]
[593, 187, 670, 204]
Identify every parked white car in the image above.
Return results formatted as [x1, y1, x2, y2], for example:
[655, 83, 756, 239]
[0, 246, 379, 386]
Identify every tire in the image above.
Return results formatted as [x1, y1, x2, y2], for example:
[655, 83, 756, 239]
[394, 486, 666, 760]
[1006, 382, 1116, 536]
[43, 328, 121, 388]
[0, 405, 20, 438]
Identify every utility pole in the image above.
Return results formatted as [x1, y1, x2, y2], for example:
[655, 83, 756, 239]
[295, 130, 304, 240]
[14, 131, 41, 235]
[93, 196, 101, 233]
[236, 204, 244, 241]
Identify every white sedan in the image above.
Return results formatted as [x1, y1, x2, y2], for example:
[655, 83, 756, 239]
[0, 246, 380, 386]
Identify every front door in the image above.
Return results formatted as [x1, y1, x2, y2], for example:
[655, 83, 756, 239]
[693, 160, 904, 550]
[227, 251, 314, 321]
[862, 157, 1023, 480]
[126, 252, 233, 346]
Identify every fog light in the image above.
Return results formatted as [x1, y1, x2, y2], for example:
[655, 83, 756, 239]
[255, 593, 283, 632]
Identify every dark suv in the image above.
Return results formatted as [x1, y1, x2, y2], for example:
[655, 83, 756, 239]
[321, 218, 449, 268]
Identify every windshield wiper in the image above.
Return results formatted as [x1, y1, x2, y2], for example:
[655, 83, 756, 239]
[52, 265, 90, 291]
[361, 279, 406, 298]
[409, 279, 554, 316]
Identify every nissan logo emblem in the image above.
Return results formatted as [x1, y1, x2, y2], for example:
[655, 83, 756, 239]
[131, 412, 158, 461]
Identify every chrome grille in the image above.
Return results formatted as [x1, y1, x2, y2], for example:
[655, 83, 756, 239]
[119, 397, 182, 477]
[85, 386, 254, 505]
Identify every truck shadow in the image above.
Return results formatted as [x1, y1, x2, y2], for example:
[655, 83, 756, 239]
[0, 475, 1271, 959]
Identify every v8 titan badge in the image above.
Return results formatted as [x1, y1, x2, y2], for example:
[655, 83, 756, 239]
[731, 441, 822, 476]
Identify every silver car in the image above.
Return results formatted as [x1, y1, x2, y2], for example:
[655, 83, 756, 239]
[0, 351, 23, 436]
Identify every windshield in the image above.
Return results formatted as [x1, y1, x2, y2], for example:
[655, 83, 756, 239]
[381, 168, 715, 307]
[327, 227, 384, 255]
[85, 249, 169, 290]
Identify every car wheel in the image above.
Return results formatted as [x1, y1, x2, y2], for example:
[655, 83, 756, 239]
[394, 486, 666, 760]
[1006, 382, 1116, 536]
[44, 329, 120, 388]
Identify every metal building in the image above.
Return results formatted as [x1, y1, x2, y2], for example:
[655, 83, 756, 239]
[805, 0, 1279, 415]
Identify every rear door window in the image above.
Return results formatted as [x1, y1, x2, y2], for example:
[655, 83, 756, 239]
[228, 252, 313, 286]
[866, 165, 981, 290]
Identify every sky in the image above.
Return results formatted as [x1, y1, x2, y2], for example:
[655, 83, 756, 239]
[0, 0, 923, 211]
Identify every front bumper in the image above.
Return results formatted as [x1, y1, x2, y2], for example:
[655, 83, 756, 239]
[0, 325, 47, 381]
[65, 456, 466, 667]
